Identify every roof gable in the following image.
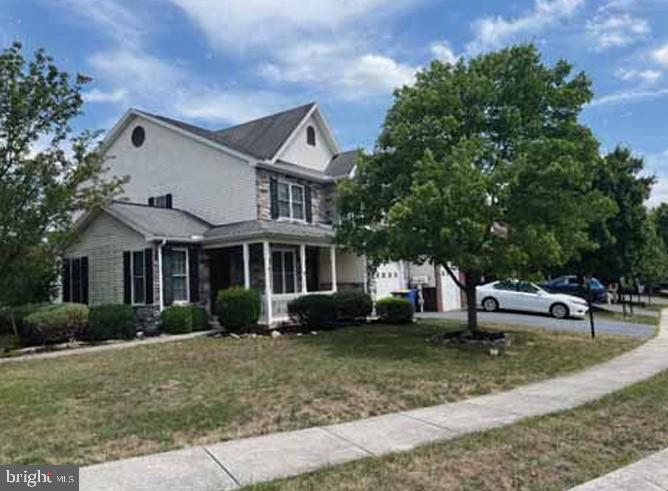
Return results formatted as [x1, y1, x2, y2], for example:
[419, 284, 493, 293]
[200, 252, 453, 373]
[213, 102, 316, 160]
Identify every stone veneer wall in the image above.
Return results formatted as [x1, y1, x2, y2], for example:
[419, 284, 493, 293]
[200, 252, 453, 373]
[255, 168, 335, 224]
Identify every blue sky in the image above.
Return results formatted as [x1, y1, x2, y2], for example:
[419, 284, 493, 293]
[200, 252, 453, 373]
[3, 0, 668, 202]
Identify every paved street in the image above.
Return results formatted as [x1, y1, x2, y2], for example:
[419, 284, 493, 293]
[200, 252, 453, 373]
[419, 309, 655, 338]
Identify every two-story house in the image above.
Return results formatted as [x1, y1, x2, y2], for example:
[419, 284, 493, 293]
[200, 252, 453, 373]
[63, 102, 460, 325]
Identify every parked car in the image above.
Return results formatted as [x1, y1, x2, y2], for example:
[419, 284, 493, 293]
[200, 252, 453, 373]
[476, 279, 589, 319]
[540, 275, 607, 303]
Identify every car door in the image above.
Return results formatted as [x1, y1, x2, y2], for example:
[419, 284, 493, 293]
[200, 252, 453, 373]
[514, 282, 544, 313]
[492, 280, 520, 310]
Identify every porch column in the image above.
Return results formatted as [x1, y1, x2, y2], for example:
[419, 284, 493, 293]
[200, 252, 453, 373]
[242, 242, 250, 289]
[330, 245, 337, 292]
[263, 241, 273, 324]
[300, 244, 307, 294]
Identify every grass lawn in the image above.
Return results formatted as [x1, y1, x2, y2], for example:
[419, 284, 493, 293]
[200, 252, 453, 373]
[593, 309, 657, 326]
[0, 321, 642, 465]
[250, 361, 668, 491]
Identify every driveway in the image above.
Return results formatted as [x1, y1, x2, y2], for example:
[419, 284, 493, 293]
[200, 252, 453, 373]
[419, 310, 655, 338]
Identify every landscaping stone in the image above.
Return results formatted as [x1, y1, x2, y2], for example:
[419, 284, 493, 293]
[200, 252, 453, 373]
[271, 330, 282, 338]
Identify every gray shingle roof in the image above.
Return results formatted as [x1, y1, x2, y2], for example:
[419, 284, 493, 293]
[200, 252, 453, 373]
[107, 201, 210, 240]
[213, 103, 315, 160]
[141, 103, 316, 160]
[204, 220, 334, 244]
[326, 150, 358, 178]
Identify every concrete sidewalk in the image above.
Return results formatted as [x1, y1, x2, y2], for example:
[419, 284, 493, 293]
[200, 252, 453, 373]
[570, 448, 668, 490]
[81, 313, 668, 491]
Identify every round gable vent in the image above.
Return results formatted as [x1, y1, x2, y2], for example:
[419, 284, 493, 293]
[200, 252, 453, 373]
[131, 126, 145, 147]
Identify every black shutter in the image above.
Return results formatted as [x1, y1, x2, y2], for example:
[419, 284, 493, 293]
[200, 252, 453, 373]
[123, 251, 132, 304]
[71, 258, 82, 303]
[162, 247, 174, 307]
[62, 259, 71, 302]
[81, 257, 89, 305]
[189, 246, 200, 302]
[148, 197, 155, 207]
[270, 177, 279, 219]
[165, 193, 173, 209]
[305, 186, 313, 223]
[144, 248, 154, 305]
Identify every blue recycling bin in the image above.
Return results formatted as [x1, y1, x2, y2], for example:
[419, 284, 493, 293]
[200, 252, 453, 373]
[391, 289, 418, 308]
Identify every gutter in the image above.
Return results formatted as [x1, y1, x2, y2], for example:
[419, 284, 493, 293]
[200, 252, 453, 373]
[157, 239, 166, 312]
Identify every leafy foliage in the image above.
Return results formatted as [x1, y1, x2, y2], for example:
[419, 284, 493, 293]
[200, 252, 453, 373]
[332, 289, 373, 322]
[0, 43, 125, 307]
[23, 303, 88, 344]
[288, 294, 337, 329]
[375, 297, 414, 324]
[87, 304, 136, 341]
[337, 44, 613, 329]
[160, 306, 194, 334]
[216, 287, 261, 333]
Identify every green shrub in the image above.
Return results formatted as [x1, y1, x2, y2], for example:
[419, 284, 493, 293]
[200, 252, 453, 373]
[88, 304, 136, 341]
[191, 305, 210, 331]
[288, 294, 336, 329]
[23, 303, 89, 344]
[375, 297, 414, 324]
[216, 288, 261, 333]
[161, 306, 193, 334]
[333, 289, 372, 322]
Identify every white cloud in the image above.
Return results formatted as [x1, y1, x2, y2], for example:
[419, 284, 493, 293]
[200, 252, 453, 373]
[586, 13, 650, 50]
[61, 0, 144, 47]
[615, 68, 662, 84]
[167, 0, 415, 52]
[590, 86, 668, 106]
[468, 0, 585, 53]
[644, 149, 668, 207]
[83, 88, 128, 104]
[260, 42, 417, 99]
[430, 41, 458, 64]
[652, 42, 668, 68]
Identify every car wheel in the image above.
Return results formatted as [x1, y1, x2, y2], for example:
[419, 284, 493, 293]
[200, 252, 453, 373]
[482, 297, 499, 312]
[550, 303, 569, 319]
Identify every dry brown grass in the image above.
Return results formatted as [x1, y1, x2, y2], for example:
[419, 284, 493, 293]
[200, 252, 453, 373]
[0, 320, 641, 465]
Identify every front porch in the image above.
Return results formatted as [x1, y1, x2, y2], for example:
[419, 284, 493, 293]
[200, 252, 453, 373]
[204, 240, 366, 325]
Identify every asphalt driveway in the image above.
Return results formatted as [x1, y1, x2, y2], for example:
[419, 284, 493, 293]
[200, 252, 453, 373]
[419, 310, 656, 338]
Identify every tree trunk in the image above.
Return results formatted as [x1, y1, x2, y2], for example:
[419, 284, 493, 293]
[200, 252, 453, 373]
[464, 272, 479, 332]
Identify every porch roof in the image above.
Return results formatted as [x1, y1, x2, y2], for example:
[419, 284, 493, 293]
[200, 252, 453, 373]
[204, 219, 334, 245]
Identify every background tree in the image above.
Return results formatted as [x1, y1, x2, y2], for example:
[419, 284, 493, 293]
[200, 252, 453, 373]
[0, 42, 125, 307]
[652, 203, 668, 250]
[337, 44, 613, 331]
[566, 147, 654, 284]
[636, 218, 668, 302]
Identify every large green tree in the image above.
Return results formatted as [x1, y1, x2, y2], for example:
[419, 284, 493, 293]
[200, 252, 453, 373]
[652, 202, 668, 250]
[0, 43, 125, 306]
[337, 45, 613, 330]
[567, 147, 654, 283]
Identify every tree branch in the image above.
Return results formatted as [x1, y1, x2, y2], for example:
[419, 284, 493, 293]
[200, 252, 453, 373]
[443, 263, 465, 290]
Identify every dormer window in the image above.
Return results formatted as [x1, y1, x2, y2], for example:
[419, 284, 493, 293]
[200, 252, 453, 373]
[306, 125, 316, 146]
[148, 193, 172, 209]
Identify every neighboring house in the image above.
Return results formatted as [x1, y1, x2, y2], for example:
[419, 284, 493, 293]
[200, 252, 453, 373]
[63, 102, 460, 325]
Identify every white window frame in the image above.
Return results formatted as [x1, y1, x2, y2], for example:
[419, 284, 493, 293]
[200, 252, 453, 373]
[277, 180, 306, 222]
[170, 247, 190, 302]
[271, 248, 298, 294]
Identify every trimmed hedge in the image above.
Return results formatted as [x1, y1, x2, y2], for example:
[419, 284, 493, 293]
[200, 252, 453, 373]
[333, 289, 373, 322]
[191, 305, 210, 332]
[375, 297, 414, 324]
[216, 288, 261, 333]
[88, 304, 136, 341]
[288, 294, 337, 329]
[161, 305, 209, 334]
[23, 303, 89, 344]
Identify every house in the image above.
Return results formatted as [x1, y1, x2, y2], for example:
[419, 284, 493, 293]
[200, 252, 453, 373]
[63, 102, 460, 325]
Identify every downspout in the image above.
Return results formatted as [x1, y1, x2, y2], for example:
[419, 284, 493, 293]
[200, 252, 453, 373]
[157, 239, 166, 312]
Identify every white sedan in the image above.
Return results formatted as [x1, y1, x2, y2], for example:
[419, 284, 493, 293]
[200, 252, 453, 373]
[476, 280, 589, 319]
